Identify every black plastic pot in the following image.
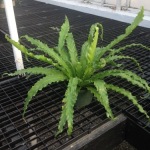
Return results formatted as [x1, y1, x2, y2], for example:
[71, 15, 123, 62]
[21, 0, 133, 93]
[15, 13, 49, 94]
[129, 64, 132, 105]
[75, 89, 93, 109]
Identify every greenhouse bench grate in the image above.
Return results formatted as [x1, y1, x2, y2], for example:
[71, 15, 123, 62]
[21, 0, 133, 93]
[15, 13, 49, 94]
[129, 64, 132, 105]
[0, 0, 150, 149]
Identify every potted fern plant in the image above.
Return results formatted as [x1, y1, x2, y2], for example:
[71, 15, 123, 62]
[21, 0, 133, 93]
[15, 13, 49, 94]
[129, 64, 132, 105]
[5, 7, 150, 136]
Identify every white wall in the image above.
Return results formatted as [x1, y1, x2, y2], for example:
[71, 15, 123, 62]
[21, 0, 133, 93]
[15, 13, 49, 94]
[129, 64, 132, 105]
[92, 0, 150, 11]
[105, 0, 126, 6]
[130, 0, 150, 11]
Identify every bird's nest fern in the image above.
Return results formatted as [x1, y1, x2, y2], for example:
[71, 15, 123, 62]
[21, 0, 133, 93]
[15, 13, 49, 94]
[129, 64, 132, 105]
[5, 7, 150, 136]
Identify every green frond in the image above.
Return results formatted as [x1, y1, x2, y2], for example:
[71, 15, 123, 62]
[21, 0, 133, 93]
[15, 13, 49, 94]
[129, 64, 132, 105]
[83, 67, 94, 80]
[106, 55, 142, 71]
[88, 23, 103, 41]
[96, 7, 144, 58]
[94, 80, 114, 119]
[98, 23, 104, 40]
[21, 35, 59, 61]
[23, 73, 67, 117]
[80, 41, 89, 69]
[86, 26, 99, 64]
[106, 83, 149, 119]
[5, 35, 56, 65]
[87, 82, 114, 119]
[22, 35, 54, 55]
[8, 67, 64, 77]
[88, 24, 98, 42]
[107, 61, 122, 68]
[110, 73, 147, 90]
[83, 26, 99, 79]
[75, 62, 84, 78]
[93, 58, 106, 69]
[58, 47, 70, 62]
[63, 77, 79, 135]
[94, 47, 103, 63]
[57, 77, 80, 136]
[22, 35, 72, 75]
[80, 23, 102, 70]
[22, 35, 65, 69]
[66, 33, 78, 65]
[92, 69, 150, 92]
[56, 103, 67, 136]
[6, 35, 73, 77]
[112, 43, 150, 55]
[106, 7, 144, 49]
[58, 16, 70, 55]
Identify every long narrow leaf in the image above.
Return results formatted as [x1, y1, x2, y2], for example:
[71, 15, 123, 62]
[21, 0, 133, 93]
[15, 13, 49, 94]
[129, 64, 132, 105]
[58, 16, 70, 55]
[22, 35, 54, 55]
[22, 35, 72, 74]
[56, 103, 67, 136]
[106, 84, 149, 119]
[106, 55, 142, 71]
[63, 77, 79, 135]
[58, 47, 70, 62]
[92, 69, 150, 92]
[66, 33, 78, 65]
[80, 23, 102, 69]
[112, 43, 150, 55]
[8, 67, 64, 77]
[6, 35, 72, 77]
[83, 26, 99, 79]
[106, 7, 144, 49]
[97, 7, 144, 58]
[87, 84, 114, 119]
[23, 73, 67, 117]
[86, 26, 99, 64]
[5, 35, 55, 65]
[80, 41, 89, 69]
[94, 80, 114, 119]
[88, 23, 103, 42]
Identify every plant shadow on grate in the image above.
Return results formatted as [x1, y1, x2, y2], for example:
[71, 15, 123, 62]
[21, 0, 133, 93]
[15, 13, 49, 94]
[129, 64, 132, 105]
[0, 0, 150, 149]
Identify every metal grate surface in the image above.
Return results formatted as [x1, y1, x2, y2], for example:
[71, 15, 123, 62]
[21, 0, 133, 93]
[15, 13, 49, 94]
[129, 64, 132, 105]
[0, 0, 150, 149]
[124, 99, 150, 134]
[0, 75, 133, 150]
[123, 35, 150, 133]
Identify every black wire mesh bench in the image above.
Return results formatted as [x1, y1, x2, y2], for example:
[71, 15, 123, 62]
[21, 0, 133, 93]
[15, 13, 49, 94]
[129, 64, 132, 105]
[0, 0, 150, 149]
